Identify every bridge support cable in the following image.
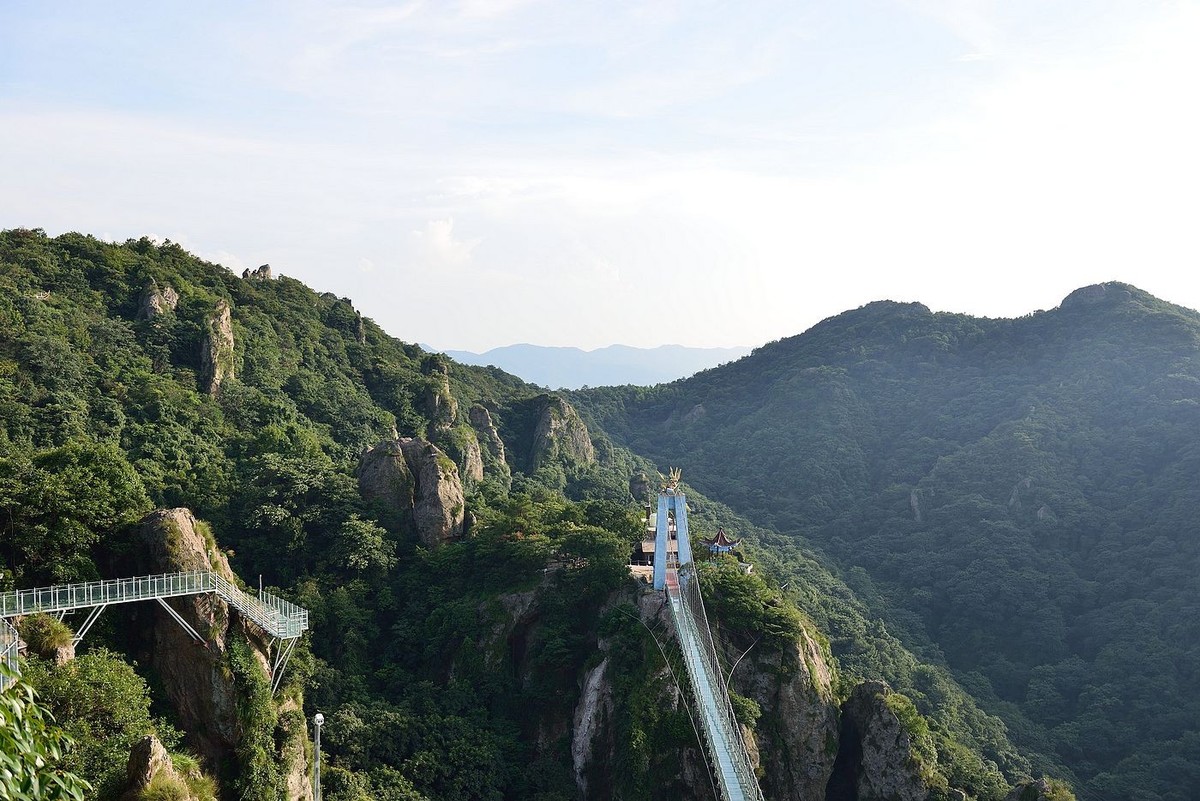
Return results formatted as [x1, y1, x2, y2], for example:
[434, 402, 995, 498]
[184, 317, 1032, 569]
[658, 491, 765, 801]
[156, 597, 205, 643]
[72, 603, 109, 645]
[0, 571, 309, 692]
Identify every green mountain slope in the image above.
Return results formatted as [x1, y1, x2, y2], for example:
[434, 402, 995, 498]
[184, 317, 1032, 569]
[1, 229, 1067, 800]
[574, 282, 1200, 800]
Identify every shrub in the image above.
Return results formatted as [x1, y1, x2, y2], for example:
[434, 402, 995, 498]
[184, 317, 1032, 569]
[19, 613, 73, 658]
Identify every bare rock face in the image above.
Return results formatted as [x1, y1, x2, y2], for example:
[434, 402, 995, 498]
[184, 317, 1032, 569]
[357, 438, 465, 547]
[199, 299, 234, 395]
[836, 681, 932, 801]
[136, 280, 179, 320]
[733, 627, 840, 801]
[469, 404, 507, 465]
[459, 432, 485, 484]
[137, 509, 312, 800]
[138, 509, 243, 763]
[572, 657, 612, 797]
[530, 395, 595, 470]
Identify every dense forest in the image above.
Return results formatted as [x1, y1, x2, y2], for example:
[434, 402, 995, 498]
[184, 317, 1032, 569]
[0, 229, 1074, 800]
[574, 283, 1200, 801]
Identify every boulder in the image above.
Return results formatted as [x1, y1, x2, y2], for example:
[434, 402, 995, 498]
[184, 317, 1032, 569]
[357, 438, 465, 547]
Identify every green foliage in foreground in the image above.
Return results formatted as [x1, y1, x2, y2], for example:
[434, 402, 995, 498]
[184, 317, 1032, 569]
[0, 666, 91, 801]
[22, 649, 182, 800]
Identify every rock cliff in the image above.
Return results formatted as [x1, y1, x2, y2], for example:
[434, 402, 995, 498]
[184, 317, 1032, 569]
[136, 508, 311, 800]
[530, 394, 595, 469]
[732, 627, 840, 801]
[827, 681, 935, 801]
[199, 299, 234, 394]
[357, 438, 465, 546]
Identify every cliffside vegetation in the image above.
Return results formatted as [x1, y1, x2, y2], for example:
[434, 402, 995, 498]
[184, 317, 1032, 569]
[574, 284, 1200, 801]
[2, 229, 1059, 799]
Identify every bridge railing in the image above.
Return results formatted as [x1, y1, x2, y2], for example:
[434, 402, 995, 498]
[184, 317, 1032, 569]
[669, 562, 765, 801]
[0, 571, 308, 641]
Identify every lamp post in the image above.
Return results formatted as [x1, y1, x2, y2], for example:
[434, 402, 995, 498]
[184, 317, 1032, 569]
[313, 712, 324, 801]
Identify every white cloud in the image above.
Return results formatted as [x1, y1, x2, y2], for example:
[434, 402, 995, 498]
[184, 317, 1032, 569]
[407, 219, 481, 270]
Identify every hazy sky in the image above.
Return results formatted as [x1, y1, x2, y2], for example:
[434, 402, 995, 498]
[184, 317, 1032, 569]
[3, 1, 1198, 350]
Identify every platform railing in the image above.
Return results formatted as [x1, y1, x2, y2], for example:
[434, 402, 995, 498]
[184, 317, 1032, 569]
[0, 571, 308, 641]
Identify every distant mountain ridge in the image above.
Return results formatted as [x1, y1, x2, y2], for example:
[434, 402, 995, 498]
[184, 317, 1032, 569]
[429, 342, 752, 389]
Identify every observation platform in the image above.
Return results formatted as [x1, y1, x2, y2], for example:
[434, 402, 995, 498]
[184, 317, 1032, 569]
[0, 570, 308, 693]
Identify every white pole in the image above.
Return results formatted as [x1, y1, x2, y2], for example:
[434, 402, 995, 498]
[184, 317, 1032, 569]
[313, 712, 324, 801]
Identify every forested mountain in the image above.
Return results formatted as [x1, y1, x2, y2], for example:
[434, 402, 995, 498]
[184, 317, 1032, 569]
[432, 344, 751, 390]
[573, 282, 1200, 801]
[0, 228, 1069, 800]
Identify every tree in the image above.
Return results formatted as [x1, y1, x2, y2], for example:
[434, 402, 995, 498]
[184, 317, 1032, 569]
[0, 666, 92, 801]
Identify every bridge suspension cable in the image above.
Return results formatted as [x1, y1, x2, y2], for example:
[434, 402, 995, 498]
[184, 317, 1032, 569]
[654, 490, 765, 801]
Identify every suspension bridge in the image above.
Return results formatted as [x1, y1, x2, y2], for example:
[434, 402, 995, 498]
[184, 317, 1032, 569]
[0, 570, 308, 693]
[653, 488, 766, 801]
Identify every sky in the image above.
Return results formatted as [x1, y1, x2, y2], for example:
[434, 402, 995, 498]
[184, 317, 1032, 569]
[2, 0, 1199, 351]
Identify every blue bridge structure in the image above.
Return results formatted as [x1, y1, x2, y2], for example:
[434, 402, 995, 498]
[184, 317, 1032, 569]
[653, 489, 766, 801]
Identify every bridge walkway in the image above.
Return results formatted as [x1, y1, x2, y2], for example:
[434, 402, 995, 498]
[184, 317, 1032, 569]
[655, 490, 765, 801]
[0, 570, 308, 692]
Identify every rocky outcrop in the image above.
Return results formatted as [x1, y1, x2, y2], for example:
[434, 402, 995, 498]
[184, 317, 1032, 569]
[421, 356, 459, 431]
[830, 681, 932, 801]
[121, 734, 209, 801]
[136, 508, 311, 800]
[629, 471, 653, 502]
[199, 299, 234, 394]
[459, 432, 485, 484]
[242, 264, 273, 280]
[137, 509, 243, 763]
[357, 438, 465, 547]
[136, 280, 179, 320]
[530, 395, 595, 469]
[733, 627, 840, 801]
[469, 404, 507, 466]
